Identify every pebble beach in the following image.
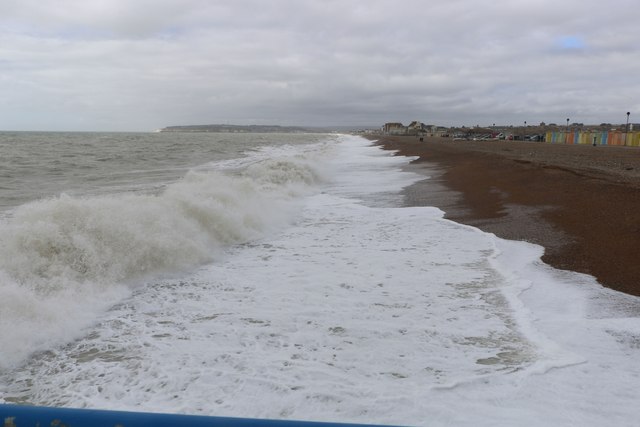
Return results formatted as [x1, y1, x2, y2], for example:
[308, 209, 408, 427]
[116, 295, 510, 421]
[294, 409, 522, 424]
[373, 135, 640, 296]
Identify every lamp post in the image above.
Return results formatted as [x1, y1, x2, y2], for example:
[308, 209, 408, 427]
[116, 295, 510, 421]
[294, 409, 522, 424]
[523, 121, 526, 141]
[566, 118, 570, 144]
[625, 112, 630, 146]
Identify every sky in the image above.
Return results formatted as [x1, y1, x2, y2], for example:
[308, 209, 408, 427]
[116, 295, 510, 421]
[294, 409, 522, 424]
[1, 0, 639, 131]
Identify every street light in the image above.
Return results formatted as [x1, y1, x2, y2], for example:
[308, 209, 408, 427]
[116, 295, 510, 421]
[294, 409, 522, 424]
[566, 118, 570, 144]
[625, 112, 630, 146]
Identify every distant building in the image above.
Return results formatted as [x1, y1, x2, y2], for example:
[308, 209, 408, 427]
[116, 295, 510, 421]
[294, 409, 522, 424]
[425, 125, 450, 137]
[407, 121, 427, 134]
[382, 121, 452, 137]
[383, 122, 407, 135]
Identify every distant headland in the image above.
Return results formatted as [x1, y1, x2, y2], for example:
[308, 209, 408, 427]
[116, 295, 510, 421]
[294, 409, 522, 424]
[158, 124, 377, 133]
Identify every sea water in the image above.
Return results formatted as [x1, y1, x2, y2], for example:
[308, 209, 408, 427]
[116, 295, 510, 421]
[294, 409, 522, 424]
[1, 132, 639, 426]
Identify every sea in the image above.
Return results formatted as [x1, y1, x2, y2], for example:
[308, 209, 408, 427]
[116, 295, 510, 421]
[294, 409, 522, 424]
[0, 131, 639, 426]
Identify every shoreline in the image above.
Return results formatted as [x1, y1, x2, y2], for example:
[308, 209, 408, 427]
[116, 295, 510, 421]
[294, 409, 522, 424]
[369, 135, 640, 297]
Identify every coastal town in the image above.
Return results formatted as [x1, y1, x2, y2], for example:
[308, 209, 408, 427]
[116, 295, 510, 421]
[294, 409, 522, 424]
[378, 120, 640, 146]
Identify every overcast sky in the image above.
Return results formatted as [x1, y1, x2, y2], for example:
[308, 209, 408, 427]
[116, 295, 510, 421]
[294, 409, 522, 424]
[1, 0, 639, 131]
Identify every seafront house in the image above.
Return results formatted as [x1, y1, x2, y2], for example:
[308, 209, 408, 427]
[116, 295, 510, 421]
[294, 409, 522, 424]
[407, 121, 429, 135]
[382, 121, 434, 136]
[382, 122, 407, 135]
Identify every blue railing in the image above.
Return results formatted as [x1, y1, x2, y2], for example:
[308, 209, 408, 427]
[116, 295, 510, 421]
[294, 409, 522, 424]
[0, 404, 399, 427]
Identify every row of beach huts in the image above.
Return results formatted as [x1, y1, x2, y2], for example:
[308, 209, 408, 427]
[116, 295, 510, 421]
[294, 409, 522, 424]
[545, 130, 640, 147]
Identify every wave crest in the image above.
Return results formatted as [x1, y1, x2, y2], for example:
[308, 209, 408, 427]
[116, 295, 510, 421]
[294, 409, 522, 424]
[0, 151, 327, 369]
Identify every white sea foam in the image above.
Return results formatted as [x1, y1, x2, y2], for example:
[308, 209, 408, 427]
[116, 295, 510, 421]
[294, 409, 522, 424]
[325, 136, 420, 206]
[0, 147, 329, 370]
[2, 135, 640, 426]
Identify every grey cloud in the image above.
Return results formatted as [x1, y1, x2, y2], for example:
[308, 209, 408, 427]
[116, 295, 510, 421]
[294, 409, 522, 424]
[1, 0, 639, 131]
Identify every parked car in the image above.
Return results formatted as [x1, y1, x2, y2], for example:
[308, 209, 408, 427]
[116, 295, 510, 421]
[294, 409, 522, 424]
[453, 133, 469, 140]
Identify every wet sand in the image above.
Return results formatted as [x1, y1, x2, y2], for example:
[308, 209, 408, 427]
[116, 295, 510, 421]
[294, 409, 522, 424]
[370, 135, 640, 297]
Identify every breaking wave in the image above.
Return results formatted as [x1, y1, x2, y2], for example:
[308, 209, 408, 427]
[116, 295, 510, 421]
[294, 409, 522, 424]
[0, 152, 327, 369]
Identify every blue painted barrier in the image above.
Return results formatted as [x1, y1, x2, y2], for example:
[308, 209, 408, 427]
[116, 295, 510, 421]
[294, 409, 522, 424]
[0, 404, 399, 427]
